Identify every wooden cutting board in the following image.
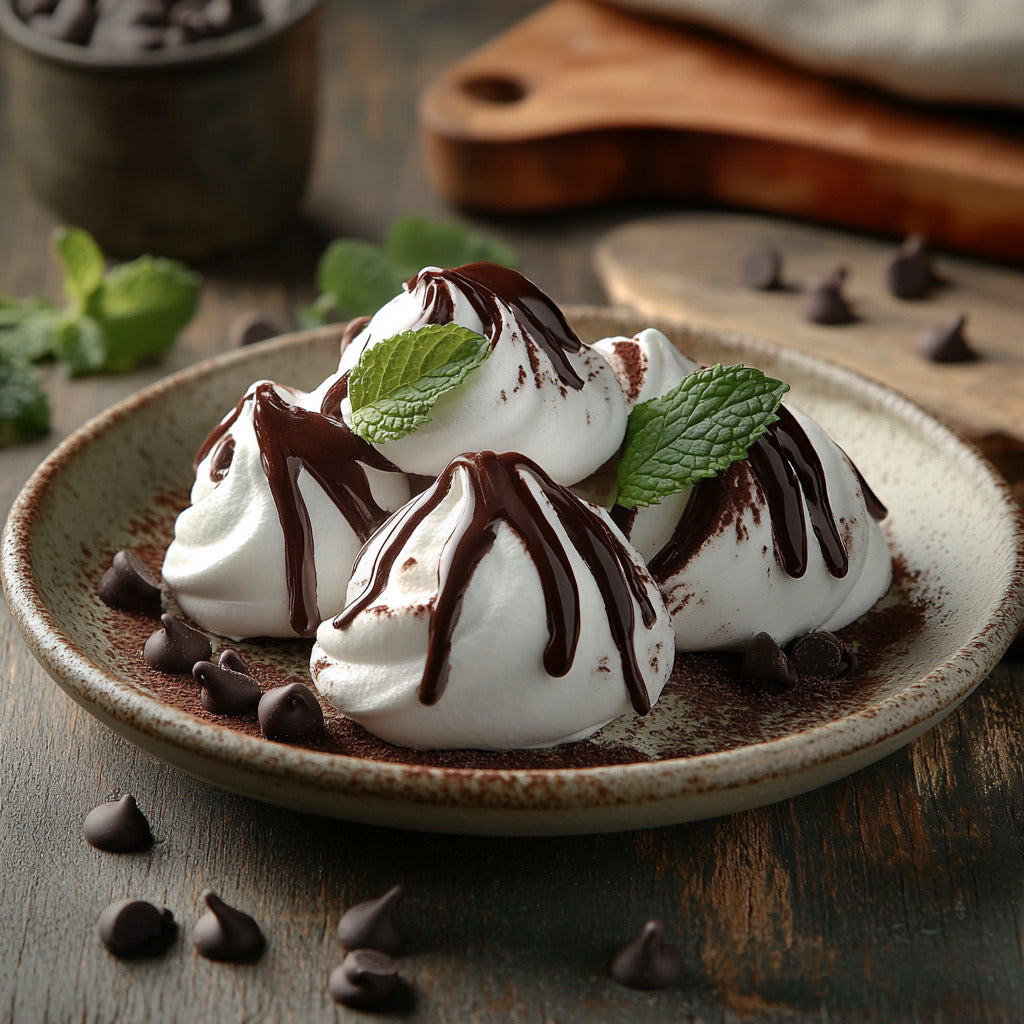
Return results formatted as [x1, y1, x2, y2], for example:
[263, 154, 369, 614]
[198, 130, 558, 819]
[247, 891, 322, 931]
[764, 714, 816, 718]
[420, 0, 1024, 263]
[594, 211, 1024, 495]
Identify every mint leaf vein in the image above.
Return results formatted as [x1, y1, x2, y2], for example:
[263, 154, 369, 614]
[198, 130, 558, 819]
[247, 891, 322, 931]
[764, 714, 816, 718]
[615, 363, 790, 509]
[348, 324, 491, 443]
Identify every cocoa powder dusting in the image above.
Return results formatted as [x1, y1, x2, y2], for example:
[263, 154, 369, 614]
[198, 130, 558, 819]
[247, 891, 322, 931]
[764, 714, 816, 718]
[100, 519, 929, 769]
[610, 339, 648, 405]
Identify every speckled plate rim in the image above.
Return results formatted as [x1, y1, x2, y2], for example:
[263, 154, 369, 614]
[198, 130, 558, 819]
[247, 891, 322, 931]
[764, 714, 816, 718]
[3, 312, 1024, 835]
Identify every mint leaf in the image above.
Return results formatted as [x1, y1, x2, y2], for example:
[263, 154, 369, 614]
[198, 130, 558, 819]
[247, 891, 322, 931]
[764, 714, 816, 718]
[385, 215, 518, 275]
[615, 364, 789, 509]
[0, 309, 61, 363]
[348, 324, 491, 443]
[54, 228, 105, 308]
[0, 353, 50, 446]
[56, 316, 107, 378]
[317, 239, 404, 319]
[85, 256, 200, 373]
[0, 231, 200, 443]
[305, 217, 518, 326]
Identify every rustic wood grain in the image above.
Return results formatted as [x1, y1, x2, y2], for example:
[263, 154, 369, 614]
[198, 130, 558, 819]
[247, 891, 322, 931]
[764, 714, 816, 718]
[2, 2, 1023, 1022]
[420, 0, 1024, 263]
[594, 211, 1024, 452]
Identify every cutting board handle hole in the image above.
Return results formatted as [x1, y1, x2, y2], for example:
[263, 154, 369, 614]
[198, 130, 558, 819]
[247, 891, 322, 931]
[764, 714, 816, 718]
[459, 74, 528, 104]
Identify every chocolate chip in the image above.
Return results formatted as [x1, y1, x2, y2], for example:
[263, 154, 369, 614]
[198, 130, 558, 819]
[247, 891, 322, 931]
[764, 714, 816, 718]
[218, 647, 253, 675]
[840, 645, 859, 676]
[226, 0, 261, 31]
[98, 899, 177, 958]
[30, 0, 97, 43]
[91, 20, 165, 52]
[15, 0, 58, 19]
[258, 683, 325, 744]
[167, 0, 205, 24]
[161, 22, 186, 44]
[337, 885, 404, 954]
[610, 919, 684, 990]
[192, 890, 265, 963]
[885, 236, 936, 300]
[168, 0, 209, 38]
[739, 632, 797, 693]
[203, 0, 229, 32]
[116, 0, 167, 27]
[329, 949, 401, 1010]
[98, 549, 162, 618]
[917, 314, 978, 364]
[143, 613, 212, 674]
[228, 311, 281, 349]
[84, 794, 153, 852]
[739, 245, 782, 291]
[20, 0, 264, 47]
[788, 631, 844, 679]
[193, 660, 261, 715]
[803, 267, 855, 325]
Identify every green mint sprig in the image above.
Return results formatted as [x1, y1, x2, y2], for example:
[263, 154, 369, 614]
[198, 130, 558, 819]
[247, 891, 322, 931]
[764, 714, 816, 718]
[53, 229, 202, 376]
[0, 227, 201, 446]
[347, 324, 491, 443]
[298, 215, 518, 326]
[614, 364, 790, 509]
[0, 352, 50, 447]
[0, 228, 200, 377]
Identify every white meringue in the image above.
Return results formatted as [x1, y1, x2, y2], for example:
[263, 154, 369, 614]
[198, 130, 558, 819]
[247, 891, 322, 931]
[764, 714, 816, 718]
[338, 264, 627, 485]
[311, 451, 674, 750]
[163, 378, 410, 640]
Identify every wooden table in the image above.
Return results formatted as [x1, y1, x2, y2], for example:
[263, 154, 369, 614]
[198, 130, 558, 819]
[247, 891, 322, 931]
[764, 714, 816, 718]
[2, 2, 1022, 1020]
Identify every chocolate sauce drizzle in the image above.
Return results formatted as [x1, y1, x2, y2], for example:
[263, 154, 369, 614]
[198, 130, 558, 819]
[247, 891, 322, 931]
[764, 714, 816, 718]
[406, 263, 586, 390]
[209, 436, 235, 483]
[333, 452, 660, 714]
[192, 382, 398, 636]
[649, 406, 887, 581]
[194, 392, 248, 470]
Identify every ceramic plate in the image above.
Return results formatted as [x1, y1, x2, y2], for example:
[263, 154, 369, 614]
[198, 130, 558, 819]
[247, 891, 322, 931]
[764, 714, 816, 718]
[3, 311, 1023, 835]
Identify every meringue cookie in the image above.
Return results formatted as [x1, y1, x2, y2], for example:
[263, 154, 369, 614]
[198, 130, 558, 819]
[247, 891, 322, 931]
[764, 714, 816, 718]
[595, 330, 891, 651]
[311, 451, 674, 751]
[338, 263, 628, 485]
[591, 327, 700, 409]
[619, 403, 891, 651]
[163, 379, 410, 639]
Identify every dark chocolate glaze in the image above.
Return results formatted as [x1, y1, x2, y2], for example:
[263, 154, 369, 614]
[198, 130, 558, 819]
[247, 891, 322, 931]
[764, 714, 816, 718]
[847, 457, 888, 522]
[406, 263, 585, 390]
[333, 451, 659, 714]
[318, 372, 349, 420]
[192, 382, 398, 637]
[649, 406, 886, 582]
[194, 391, 247, 469]
[646, 474, 733, 581]
[209, 436, 235, 482]
[339, 316, 371, 355]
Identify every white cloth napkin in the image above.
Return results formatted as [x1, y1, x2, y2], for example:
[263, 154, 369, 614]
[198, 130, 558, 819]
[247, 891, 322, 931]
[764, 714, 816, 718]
[606, 0, 1024, 108]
